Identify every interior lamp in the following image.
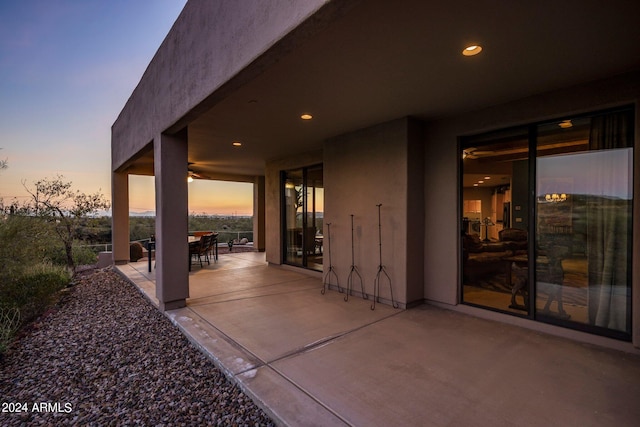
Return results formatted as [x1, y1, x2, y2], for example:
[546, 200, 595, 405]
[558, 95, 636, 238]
[545, 193, 567, 202]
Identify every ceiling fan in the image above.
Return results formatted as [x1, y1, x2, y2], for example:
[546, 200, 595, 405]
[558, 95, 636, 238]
[187, 162, 210, 180]
[462, 147, 496, 159]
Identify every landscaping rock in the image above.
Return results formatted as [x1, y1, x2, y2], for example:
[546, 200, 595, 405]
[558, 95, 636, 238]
[0, 268, 274, 426]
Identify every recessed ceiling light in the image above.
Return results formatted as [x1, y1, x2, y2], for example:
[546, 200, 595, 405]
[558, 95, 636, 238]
[300, 114, 313, 120]
[462, 45, 482, 56]
[559, 120, 573, 129]
[232, 141, 242, 147]
[473, 183, 479, 187]
[478, 180, 484, 184]
[484, 176, 491, 180]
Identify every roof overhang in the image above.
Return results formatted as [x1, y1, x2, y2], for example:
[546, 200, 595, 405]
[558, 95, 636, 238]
[128, 0, 640, 179]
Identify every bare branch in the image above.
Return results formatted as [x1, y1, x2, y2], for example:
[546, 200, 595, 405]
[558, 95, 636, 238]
[20, 175, 111, 273]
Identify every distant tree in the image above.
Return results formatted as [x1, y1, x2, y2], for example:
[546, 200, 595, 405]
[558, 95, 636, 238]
[0, 148, 7, 170]
[21, 175, 110, 273]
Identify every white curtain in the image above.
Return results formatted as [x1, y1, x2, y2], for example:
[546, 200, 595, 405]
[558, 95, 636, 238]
[587, 111, 633, 332]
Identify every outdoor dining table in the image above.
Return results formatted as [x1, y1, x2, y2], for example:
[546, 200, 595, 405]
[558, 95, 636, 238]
[147, 234, 219, 273]
[188, 233, 219, 271]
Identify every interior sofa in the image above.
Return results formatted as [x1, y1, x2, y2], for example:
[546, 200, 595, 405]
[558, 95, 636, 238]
[462, 228, 528, 282]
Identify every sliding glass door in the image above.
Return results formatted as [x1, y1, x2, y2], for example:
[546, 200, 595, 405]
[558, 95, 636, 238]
[461, 126, 531, 315]
[535, 111, 633, 337]
[283, 165, 323, 271]
[461, 107, 633, 339]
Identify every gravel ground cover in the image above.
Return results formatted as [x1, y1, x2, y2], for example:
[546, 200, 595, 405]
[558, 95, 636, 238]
[0, 268, 275, 426]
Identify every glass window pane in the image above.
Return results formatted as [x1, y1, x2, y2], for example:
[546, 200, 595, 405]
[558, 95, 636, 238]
[283, 166, 324, 271]
[461, 127, 530, 314]
[535, 111, 632, 335]
[306, 166, 324, 271]
[284, 169, 304, 266]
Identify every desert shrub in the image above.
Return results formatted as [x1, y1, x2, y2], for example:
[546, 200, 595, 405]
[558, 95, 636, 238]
[0, 212, 75, 356]
[0, 215, 51, 275]
[130, 216, 155, 241]
[0, 306, 20, 356]
[0, 263, 70, 356]
[74, 245, 100, 265]
[44, 242, 99, 267]
[0, 264, 70, 323]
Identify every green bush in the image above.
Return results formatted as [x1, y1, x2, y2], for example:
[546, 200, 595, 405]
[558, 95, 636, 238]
[0, 263, 70, 356]
[74, 245, 100, 265]
[44, 243, 98, 267]
[0, 264, 70, 322]
[0, 306, 20, 356]
[0, 215, 51, 274]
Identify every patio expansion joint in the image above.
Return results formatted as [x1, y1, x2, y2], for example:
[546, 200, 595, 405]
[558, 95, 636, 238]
[181, 305, 268, 369]
[121, 263, 401, 425]
[177, 295, 404, 426]
[167, 306, 353, 425]
[255, 309, 405, 426]
[267, 308, 404, 366]
[186, 277, 323, 306]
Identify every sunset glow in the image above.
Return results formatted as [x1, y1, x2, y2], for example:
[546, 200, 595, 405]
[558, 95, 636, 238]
[129, 176, 253, 216]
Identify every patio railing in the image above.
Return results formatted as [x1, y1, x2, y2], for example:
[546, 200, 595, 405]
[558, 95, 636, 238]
[78, 231, 254, 255]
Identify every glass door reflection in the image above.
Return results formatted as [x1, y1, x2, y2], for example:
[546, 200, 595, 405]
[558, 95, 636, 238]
[283, 165, 323, 271]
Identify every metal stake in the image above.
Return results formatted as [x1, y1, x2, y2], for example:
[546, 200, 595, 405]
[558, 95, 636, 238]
[322, 223, 341, 294]
[345, 214, 367, 301]
[372, 204, 398, 310]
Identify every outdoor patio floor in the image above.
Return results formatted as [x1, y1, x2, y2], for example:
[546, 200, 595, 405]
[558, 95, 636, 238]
[117, 252, 640, 426]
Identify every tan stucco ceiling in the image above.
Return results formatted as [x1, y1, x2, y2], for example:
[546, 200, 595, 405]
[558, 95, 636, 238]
[157, 0, 640, 180]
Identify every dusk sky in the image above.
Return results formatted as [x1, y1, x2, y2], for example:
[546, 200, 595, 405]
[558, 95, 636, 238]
[0, 0, 253, 216]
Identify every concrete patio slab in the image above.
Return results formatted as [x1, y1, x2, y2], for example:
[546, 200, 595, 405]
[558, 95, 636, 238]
[118, 252, 640, 427]
[271, 306, 640, 426]
[190, 283, 397, 363]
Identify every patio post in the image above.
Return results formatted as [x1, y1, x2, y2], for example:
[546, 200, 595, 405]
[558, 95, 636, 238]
[112, 171, 130, 265]
[154, 131, 189, 310]
[253, 175, 266, 252]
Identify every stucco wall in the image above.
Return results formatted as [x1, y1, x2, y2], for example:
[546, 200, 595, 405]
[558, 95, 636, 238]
[264, 117, 423, 307]
[423, 71, 640, 344]
[112, 0, 330, 171]
[324, 118, 414, 306]
[406, 118, 425, 304]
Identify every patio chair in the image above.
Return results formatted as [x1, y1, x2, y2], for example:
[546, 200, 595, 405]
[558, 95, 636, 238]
[205, 233, 218, 262]
[189, 234, 212, 270]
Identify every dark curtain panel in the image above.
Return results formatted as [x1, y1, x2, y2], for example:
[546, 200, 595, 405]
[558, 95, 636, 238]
[587, 110, 633, 331]
[589, 111, 633, 150]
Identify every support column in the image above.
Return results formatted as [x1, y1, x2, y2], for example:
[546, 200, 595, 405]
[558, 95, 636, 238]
[253, 175, 266, 252]
[112, 171, 130, 265]
[154, 131, 189, 311]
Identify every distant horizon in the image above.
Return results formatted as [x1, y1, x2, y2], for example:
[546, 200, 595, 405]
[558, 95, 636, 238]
[88, 210, 254, 218]
[127, 175, 254, 217]
[129, 211, 253, 218]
